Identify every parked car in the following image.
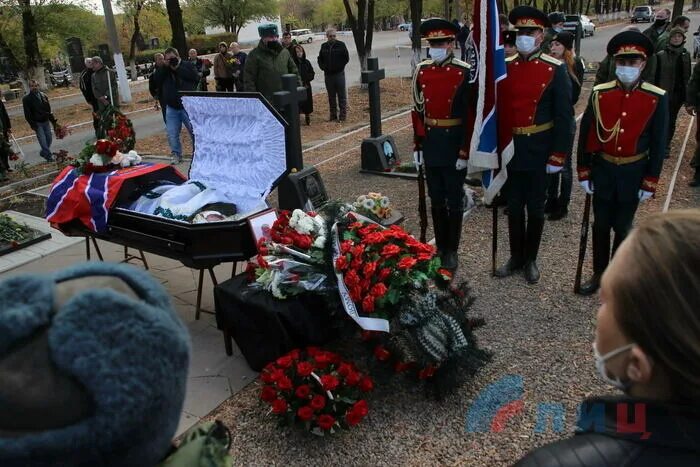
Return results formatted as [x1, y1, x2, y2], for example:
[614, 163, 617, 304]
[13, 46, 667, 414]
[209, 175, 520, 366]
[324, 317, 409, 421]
[631, 6, 654, 23]
[291, 29, 313, 44]
[398, 22, 411, 31]
[563, 14, 596, 37]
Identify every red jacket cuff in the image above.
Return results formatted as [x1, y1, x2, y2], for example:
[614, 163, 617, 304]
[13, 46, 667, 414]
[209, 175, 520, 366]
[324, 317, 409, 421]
[548, 152, 566, 167]
[641, 176, 659, 193]
[577, 167, 591, 181]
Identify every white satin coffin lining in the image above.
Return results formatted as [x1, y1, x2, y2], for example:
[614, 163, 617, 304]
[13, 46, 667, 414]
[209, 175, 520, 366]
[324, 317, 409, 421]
[181, 96, 287, 214]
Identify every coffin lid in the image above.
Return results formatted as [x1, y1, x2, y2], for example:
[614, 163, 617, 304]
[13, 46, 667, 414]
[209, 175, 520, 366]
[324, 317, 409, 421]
[181, 92, 288, 215]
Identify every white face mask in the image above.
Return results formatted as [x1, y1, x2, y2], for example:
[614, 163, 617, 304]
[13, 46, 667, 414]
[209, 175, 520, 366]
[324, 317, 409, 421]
[616, 65, 641, 85]
[592, 342, 635, 391]
[429, 48, 448, 62]
[516, 35, 536, 54]
[553, 26, 563, 33]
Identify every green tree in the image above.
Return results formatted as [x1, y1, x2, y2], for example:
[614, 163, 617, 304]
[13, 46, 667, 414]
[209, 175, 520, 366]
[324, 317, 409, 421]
[116, 0, 161, 80]
[313, 0, 345, 29]
[342, 0, 374, 73]
[189, 0, 278, 38]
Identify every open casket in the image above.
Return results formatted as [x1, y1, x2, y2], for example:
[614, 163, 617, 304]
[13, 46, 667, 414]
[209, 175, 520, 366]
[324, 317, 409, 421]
[51, 93, 288, 314]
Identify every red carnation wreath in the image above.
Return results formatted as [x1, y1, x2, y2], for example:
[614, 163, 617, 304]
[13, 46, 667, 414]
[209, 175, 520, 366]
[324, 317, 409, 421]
[259, 347, 373, 435]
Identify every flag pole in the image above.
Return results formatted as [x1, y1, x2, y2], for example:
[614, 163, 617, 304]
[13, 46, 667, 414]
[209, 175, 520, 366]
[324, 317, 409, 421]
[491, 203, 497, 276]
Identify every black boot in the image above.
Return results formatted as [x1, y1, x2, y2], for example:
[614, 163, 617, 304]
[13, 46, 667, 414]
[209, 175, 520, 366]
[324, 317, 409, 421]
[690, 167, 700, 187]
[495, 214, 525, 277]
[548, 198, 569, 221]
[431, 205, 449, 260]
[442, 209, 464, 272]
[305, 114, 311, 126]
[579, 225, 610, 296]
[523, 217, 544, 284]
[544, 197, 558, 215]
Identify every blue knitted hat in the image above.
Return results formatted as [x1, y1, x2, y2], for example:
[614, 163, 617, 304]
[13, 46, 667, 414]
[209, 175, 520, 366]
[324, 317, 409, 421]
[0, 262, 191, 467]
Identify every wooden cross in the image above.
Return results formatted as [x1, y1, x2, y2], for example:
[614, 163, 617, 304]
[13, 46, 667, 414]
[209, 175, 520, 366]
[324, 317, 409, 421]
[361, 57, 386, 138]
[273, 74, 307, 171]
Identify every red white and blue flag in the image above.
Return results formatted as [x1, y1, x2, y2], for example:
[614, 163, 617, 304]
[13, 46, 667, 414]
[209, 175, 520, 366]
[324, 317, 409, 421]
[46, 163, 176, 233]
[467, 0, 513, 203]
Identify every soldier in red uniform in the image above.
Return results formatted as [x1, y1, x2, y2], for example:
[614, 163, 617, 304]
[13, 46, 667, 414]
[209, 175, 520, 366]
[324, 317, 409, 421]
[577, 31, 668, 295]
[411, 19, 475, 272]
[494, 6, 574, 284]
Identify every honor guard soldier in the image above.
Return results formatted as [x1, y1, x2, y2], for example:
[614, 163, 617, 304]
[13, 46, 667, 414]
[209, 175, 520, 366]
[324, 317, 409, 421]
[494, 6, 574, 284]
[411, 18, 475, 272]
[577, 31, 668, 295]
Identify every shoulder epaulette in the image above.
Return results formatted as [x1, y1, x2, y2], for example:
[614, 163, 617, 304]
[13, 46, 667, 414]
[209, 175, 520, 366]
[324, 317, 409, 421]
[593, 80, 617, 92]
[539, 53, 562, 66]
[641, 81, 666, 96]
[417, 59, 434, 68]
[505, 55, 518, 63]
[450, 57, 471, 69]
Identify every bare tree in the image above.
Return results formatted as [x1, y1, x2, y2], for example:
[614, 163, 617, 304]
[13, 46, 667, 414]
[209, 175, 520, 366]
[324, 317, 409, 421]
[166, 0, 188, 57]
[409, 0, 422, 71]
[342, 0, 375, 73]
[672, 0, 684, 20]
[118, 0, 159, 81]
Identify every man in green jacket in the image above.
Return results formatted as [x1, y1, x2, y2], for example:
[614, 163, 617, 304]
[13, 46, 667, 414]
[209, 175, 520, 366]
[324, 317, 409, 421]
[686, 58, 700, 186]
[243, 24, 300, 104]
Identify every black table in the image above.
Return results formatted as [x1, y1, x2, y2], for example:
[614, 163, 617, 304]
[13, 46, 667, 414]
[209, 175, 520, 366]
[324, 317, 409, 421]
[214, 274, 338, 371]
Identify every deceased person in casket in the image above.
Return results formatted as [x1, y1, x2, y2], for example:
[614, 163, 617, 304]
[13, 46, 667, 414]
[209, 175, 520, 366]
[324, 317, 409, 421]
[47, 94, 287, 233]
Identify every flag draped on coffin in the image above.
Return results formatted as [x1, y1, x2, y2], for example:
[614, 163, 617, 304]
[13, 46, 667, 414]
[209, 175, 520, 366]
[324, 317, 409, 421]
[467, 0, 513, 204]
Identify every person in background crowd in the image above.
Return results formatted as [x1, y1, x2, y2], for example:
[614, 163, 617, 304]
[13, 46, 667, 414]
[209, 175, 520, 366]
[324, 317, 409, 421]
[229, 42, 247, 91]
[577, 31, 667, 296]
[457, 21, 471, 60]
[149, 53, 167, 123]
[0, 97, 11, 180]
[213, 41, 234, 92]
[655, 26, 690, 157]
[643, 8, 671, 44]
[294, 44, 315, 126]
[685, 51, 700, 187]
[281, 31, 296, 55]
[545, 31, 584, 221]
[22, 80, 56, 162]
[542, 11, 566, 53]
[0, 262, 191, 466]
[244, 24, 300, 105]
[656, 15, 691, 50]
[90, 56, 118, 113]
[503, 29, 517, 57]
[411, 19, 476, 273]
[78, 57, 99, 135]
[595, 26, 657, 85]
[187, 48, 210, 91]
[151, 47, 199, 165]
[494, 6, 573, 284]
[517, 210, 700, 467]
[317, 28, 350, 122]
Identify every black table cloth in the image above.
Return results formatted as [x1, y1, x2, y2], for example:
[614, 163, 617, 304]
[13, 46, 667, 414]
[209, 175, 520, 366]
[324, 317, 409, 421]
[214, 273, 337, 371]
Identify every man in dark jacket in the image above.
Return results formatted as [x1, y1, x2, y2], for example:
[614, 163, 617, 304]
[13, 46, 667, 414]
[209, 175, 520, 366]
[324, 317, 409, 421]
[149, 53, 167, 123]
[655, 26, 691, 155]
[22, 80, 56, 162]
[643, 8, 671, 44]
[686, 55, 700, 187]
[0, 98, 11, 179]
[317, 28, 350, 122]
[78, 57, 99, 135]
[151, 48, 199, 164]
[229, 42, 247, 91]
[243, 24, 300, 104]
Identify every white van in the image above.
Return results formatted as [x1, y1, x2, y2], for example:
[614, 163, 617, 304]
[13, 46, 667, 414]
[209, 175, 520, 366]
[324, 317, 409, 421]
[291, 29, 314, 44]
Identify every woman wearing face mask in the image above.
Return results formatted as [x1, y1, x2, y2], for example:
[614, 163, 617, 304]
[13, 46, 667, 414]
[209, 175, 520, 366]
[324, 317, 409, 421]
[655, 27, 691, 157]
[544, 31, 584, 221]
[576, 31, 668, 296]
[516, 209, 700, 466]
[293, 45, 315, 126]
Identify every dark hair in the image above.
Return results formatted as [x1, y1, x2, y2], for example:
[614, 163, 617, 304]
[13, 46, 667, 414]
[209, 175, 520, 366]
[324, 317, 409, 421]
[612, 210, 700, 404]
[163, 47, 179, 57]
[283, 31, 291, 37]
[672, 15, 690, 26]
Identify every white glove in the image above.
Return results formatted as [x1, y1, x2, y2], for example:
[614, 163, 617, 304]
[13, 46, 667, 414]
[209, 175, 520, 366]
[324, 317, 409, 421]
[456, 158, 468, 171]
[413, 150, 423, 171]
[638, 189, 653, 202]
[580, 180, 594, 195]
[546, 164, 562, 174]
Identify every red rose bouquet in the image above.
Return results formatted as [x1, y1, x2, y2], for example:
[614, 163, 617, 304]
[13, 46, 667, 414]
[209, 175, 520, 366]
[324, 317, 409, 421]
[53, 122, 72, 140]
[98, 106, 136, 152]
[249, 209, 330, 299]
[74, 139, 142, 175]
[259, 347, 373, 434]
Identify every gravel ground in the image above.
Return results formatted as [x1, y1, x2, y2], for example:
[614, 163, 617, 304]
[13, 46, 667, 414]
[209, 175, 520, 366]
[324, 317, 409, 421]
[205, 82, 698, 465]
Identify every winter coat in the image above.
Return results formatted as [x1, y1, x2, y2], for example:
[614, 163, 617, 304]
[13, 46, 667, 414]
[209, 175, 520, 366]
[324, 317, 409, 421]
[643, 22, 671, 46]
[655, 44, 691, 104]
[243, 41, 300, 103]
[685, 60, 700, 107]
[570, 56, 585, 105]
[213, 52, 234, 79]
[297, 57, 315, 115]
[317, 40, 349, 75]
[22, 91, 55, 129]
[79, 68, 96, 106]
[151, 59, 200, 110]
[91, 66, 119, 111]
[516, 396, 700, 467]
[0, 100, 10, 137]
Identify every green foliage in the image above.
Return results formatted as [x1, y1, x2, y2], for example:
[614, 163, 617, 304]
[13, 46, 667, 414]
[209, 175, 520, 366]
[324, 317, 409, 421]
[187, 32, 237, 54]
[0, 214, 33, 244]
[312, 0, 346, 28]
[188, 0, 278, 35]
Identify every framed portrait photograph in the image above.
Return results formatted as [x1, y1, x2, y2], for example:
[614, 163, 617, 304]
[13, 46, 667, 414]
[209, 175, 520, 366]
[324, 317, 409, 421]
[248, 208, 278, 245]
